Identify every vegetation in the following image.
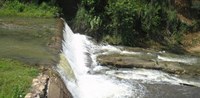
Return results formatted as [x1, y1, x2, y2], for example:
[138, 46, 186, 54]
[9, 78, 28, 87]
[0, 58, 39, 98]
[0, 0, 59, 18]
[72, 0, 200, 48]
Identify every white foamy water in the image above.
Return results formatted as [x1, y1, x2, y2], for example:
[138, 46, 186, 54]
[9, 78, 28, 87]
[97, 45, 141, 55]
[157, 55, 197, 65]
[105, 68, 200, 87]
[57, 21, 146, 98]
[56, 20, 200, 98]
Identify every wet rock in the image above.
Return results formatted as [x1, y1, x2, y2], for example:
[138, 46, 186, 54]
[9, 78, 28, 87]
[98, 55, 156, 68]
[97, 53, 200, 76]
[25, 93, 33, 98]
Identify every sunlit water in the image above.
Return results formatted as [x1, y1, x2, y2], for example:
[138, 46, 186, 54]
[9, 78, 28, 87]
[56, 21, 200, 98]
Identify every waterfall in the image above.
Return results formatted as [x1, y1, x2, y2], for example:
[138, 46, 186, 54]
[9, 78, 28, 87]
[56, 21, 146, 98]
[56, 20, 200, 98]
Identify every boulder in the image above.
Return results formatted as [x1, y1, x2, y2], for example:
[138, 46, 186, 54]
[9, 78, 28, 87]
[97, 54, 200, 76]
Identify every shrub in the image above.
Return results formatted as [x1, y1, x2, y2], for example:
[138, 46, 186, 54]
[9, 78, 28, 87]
[72, 6, 102, 37]
[0, 0, 59, 18]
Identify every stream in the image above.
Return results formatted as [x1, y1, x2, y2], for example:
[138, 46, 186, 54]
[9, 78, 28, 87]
[56, 21, 200, 98]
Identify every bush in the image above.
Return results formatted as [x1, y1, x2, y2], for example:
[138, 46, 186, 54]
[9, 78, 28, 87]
[72, 6, 102, 37]
[0, 0, 59, 18]
[104, 0, 162, 46]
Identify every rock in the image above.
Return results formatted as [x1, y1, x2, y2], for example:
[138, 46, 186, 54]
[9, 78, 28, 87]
[97, 53, 200, 76]
[25, 93, 33, 98]
[26, 74, 49, 98]
[38, 84, 45, 92]
[40, 75, 49, 84]
[98, 56, 155, 68]
[34, 95, 40, 98]
[32, 78, 39, 83]
[32, 79, 40, 86]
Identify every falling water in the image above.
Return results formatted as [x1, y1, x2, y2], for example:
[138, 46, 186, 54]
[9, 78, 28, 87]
[56, 20, 200, 98]
[57, 21, 146, 98]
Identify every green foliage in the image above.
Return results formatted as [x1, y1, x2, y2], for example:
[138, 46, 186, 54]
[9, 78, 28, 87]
[81, 0, 95, 6]
[0, 0, 5, 7]
[105, 0, 137, 33]
[0, 0, 59, 18]
[192, 20, 200, 31]
[73, 7, 92, 33]
[73, 7, 102, 36]
[103, 34, 122, 45]
[192, 1, 200, 9]
[0, 58, 39, 98]
[141, 3, 162, 35]
[103, 0, 154, 45]
[76, 0, 190, 47]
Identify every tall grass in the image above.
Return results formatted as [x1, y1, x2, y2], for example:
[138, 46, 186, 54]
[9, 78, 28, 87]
[0, 0, 59, 18]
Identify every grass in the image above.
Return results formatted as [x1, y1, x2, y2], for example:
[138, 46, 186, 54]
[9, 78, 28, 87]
[0, 58, 39, 98]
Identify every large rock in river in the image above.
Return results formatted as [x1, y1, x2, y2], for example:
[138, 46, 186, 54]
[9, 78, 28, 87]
[97, 53, 200, 76]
